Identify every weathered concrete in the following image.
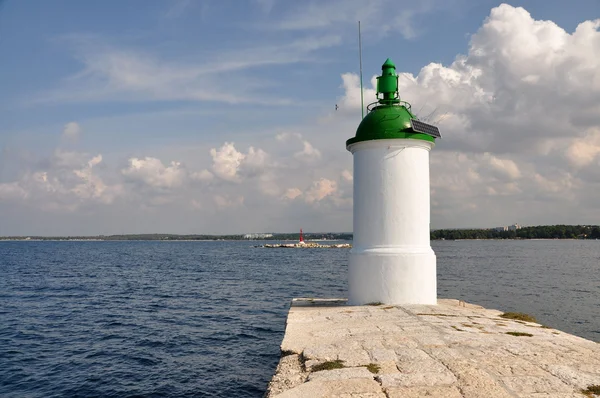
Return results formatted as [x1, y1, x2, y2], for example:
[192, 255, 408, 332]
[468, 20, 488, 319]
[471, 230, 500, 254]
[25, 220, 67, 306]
[265, 299, 600, 397]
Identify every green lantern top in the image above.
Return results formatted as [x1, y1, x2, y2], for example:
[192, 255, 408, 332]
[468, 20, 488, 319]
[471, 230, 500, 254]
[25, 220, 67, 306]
[377, 58, 400, 105]
[347, 58, 438, 147]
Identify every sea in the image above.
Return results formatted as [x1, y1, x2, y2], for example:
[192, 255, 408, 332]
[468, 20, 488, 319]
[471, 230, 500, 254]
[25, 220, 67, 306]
[0, 239, 598, 397]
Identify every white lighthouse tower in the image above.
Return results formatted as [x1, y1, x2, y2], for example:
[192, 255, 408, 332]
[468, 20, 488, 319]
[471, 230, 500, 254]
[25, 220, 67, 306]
[347, 58, 441, 305]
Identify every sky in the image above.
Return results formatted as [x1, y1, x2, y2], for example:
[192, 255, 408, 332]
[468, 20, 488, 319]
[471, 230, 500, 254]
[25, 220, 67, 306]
[0, 0, 599, 235]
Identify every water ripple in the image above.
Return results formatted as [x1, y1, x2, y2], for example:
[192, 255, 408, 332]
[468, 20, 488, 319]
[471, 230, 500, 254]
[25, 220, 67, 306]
[0, 240, 598, 397]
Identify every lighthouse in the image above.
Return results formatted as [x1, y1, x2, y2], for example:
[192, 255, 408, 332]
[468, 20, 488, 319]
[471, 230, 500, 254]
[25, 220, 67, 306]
[346, 58, 441, 305]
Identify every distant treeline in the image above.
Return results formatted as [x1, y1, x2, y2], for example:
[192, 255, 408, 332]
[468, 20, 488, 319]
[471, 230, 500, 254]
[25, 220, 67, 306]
[3, 226, 600, 241]
[430, 225, 600, 240]
[0, 232, 354, 241]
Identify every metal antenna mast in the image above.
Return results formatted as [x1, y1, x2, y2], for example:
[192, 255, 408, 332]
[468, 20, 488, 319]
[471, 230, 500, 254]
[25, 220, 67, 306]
[358, 21, 364, 119]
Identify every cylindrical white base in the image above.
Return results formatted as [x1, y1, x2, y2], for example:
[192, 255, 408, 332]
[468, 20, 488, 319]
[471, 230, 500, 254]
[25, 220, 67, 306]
[348, 249, 437, 305]
[347, 139, 437, 305]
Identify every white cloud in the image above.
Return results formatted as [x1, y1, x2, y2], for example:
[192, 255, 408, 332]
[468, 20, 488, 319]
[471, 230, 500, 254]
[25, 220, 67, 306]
[190, 169, 214, 182]
[209, 142, 273, 182]
[273, 0, 442, 39]
[340, 5, 600, 157]
[210, 142, 246, 182]
[275, 132, 302, 141]
[61, 122, 81, 141]
[52, 149, 89, 169]
[122, 157, 186, 189]
[304, 178, 338, 204]
[565, 128, 600, 168]
[483, 153, 521, 180]
[332, 4, 600, 227]
[0, 182, 28, 200]
[71, 155, 122, 204]
[294, 140, 321, 161]
[341, 170, 353, 182]
[282, 187, 302, 200]
[243, 147, 269, 174]
[338, 73, 377, 113]
[29, 171, 65, 195]
[533, 172, 576, 195]
[276, 132, 321, 161]
[0, 152, 122, 210]
[34, 32, 344, 105]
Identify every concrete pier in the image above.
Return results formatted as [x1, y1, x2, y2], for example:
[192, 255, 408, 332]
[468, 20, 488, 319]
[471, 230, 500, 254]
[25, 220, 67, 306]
[266, 299, 600, 397]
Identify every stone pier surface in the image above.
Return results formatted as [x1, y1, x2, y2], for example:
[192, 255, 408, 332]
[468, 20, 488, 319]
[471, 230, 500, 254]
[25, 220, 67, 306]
[266, 299, 600, 398]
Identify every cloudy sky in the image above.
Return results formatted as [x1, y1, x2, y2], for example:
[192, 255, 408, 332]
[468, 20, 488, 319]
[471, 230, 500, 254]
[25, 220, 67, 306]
[0, 0, 599, 235]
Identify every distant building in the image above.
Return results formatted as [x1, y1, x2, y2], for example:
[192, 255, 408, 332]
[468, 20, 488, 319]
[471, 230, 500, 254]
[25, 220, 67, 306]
[508, 223, 521, 231]
[243, 233, 273, 239]
[494, 227, 508, 232]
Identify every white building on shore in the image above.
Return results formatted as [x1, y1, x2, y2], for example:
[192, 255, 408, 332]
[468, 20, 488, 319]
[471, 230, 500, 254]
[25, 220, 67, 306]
[494, 224, 521, 232]
[243, 233, 273, 239]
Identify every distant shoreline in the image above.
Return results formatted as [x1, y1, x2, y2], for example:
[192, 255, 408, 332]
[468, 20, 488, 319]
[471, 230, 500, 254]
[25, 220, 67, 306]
[2, 238, 598, 242]
[0, 234, 353, 242]
[431, 225, 600, 240]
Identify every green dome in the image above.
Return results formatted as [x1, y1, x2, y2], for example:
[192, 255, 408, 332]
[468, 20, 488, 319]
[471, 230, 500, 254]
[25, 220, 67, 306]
[346, 104, 434, 147]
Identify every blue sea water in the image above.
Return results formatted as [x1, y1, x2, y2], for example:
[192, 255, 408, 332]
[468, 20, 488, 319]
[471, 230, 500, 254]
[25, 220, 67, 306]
[0, 239, 598, 397]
